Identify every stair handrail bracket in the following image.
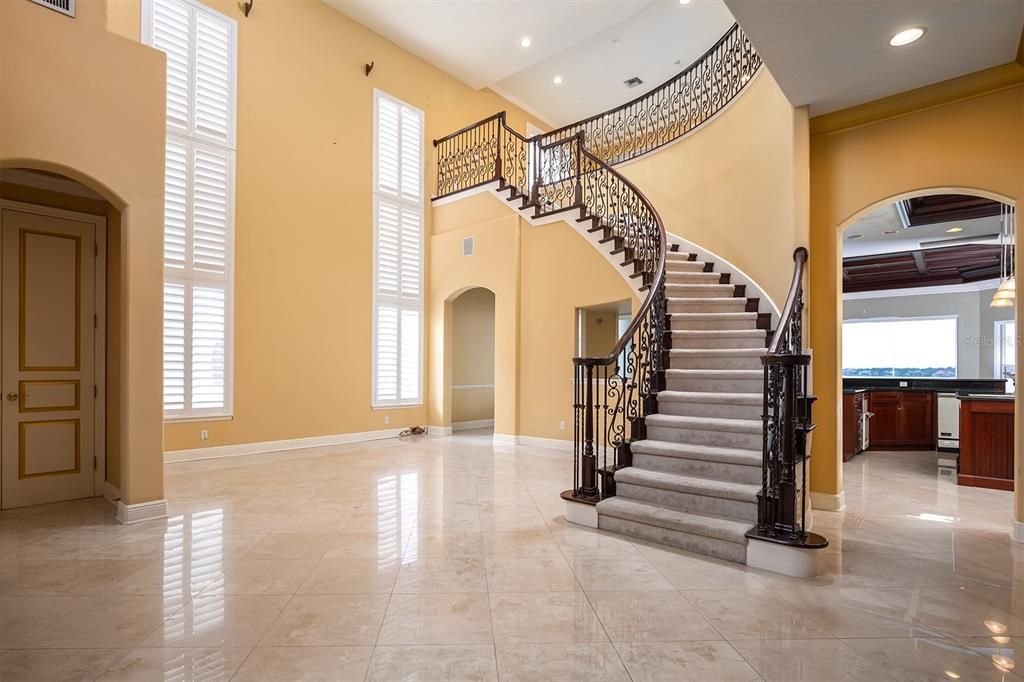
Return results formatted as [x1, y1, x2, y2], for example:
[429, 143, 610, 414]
[746, 247, 829, 550]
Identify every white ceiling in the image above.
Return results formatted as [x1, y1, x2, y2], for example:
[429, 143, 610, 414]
[843, 202, 1003, 258]
[724, 0, 1024, 115]
[322, 0, 735, 126]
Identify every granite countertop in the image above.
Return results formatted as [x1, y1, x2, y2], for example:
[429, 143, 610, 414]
[958, 393, 1015, 401]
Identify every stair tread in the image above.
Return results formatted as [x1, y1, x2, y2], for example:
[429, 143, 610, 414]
[598, 497, 752, 545]
[665, 368, 761, 377]
[672, 329, 766, 337]
[667, 297, 744, 303]
[669, 348, 766, 357]
[616, 467, 760, 501]
[647, 413, 762, 434]
[657, 390, 761, 405]
[630, 439, 762, 466]
[669, 312, 756, 319]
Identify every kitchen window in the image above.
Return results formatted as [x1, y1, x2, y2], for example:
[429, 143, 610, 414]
[842, 316, 958, 378]
[994, 320, 1016, 384]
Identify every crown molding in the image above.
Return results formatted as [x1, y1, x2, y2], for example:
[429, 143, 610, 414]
[843, 278, 1001, 301]
[810, 62, 1024, 136]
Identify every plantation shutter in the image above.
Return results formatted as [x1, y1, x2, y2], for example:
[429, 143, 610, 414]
[146, 0, 236, 418]
[373, 91, 423, 407]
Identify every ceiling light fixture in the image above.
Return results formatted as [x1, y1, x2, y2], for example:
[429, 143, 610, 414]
[679, 0, 691, 4]
[883, 230, 898, 235]
[847, 234, 863, 240]
[520, 37, 531, 48]
[945, 226, 963, 233]
[890, 26, 926, 47]
[552, 75, 563, 85]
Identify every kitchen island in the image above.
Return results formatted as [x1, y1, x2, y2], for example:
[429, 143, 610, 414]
[959, 394, 1014, 491]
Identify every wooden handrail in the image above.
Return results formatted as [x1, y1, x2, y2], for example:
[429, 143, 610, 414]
[432, 111, 504, 147]
[767, 247, 808, 355]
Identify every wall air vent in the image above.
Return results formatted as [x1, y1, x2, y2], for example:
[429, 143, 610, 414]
[463, 236, 474, 256]
[28, 0, 75, 17]
[624, 77, 644, 88]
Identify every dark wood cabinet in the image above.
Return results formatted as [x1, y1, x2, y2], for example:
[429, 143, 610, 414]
[867, 390, 934, 448]
[842, 392, 866, 461]
[959, 398, 1014, 491]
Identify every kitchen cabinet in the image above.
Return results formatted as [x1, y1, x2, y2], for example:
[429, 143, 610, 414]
[867, 390, 934, 448]
[842, 391, 866, 461]
[959, 397, 1014, 491]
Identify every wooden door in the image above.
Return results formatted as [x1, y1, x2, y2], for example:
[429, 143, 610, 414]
[867, 391, 900, 445]
[899, 392, 934, 445]
[1, 206, 96, 508]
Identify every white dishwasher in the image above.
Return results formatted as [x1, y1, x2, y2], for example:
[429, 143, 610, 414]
[936, 393, 960, 472]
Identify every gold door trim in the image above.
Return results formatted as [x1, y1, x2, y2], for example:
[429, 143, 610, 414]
[18, 379, 81, 412]
[18, 418, 81, 479]
[19, 228, 81, 372]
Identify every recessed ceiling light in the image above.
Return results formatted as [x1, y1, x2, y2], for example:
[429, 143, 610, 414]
[552, 75, 563, 85]
[679, 0, 691, 4]
[890, 26, 926, 47]
[946, 226, 963, 233]
[520, 37, 531, 48]
[883, 230, 898, 235]
[848, 234, 863, 240]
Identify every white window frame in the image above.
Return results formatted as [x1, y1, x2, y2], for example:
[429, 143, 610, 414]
[143, 0, 237, 420]
[994, 319, 1016, 381]
[842, 314, 959, 379]
[372, 89, 424, 408]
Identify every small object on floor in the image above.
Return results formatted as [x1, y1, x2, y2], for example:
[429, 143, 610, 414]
[400, 426, 426, 437]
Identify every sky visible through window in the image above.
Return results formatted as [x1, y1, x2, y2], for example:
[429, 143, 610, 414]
[843, 317, 957, 378]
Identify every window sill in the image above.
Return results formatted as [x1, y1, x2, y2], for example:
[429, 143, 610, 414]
[371, 403, 424, 411]
[164, 414, 234, 423]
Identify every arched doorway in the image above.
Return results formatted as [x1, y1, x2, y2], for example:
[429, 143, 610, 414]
[449, 287, 496, 433]
[0, 167, 123, 508]
[836, 188, 1016, 516]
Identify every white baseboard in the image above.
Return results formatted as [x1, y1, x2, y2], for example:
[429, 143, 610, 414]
[746, 537, 821, 578]
[565, 499, 599, 528]
[117, 499, 168, 525]
[452, 419, 494, 432]
[427, 425, 453, 436]
[165, 428, 404, 464]
[1013, 520, 1024, 544]
[810, 490, 846, 512]
[493, 433, 572, 451]
[102, 481, 122, 502]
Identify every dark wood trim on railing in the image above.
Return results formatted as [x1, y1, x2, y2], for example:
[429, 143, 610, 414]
[432, 112, 504, 147]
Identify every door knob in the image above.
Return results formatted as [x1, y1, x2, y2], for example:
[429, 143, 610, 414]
[5, 393, 18, 401]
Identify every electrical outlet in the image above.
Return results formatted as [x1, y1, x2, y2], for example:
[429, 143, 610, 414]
[384, 415, 391, 425]
[559, 420, 566, 430]
[200, 430, 209, 441]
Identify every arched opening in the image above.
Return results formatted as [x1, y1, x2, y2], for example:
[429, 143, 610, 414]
[836, 188, 1016, 521]
[0, 167, 125, 508]
[449, 287, 496, 434]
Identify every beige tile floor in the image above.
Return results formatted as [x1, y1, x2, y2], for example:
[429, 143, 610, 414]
[0, 430, 1022, 681]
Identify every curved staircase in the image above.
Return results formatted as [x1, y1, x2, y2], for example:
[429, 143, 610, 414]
[432, 23, 827, 572]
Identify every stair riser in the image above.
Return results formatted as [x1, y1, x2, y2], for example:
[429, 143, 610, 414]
[657, 400, 762, 420]
[672, 335, 766, 349]
[666, 286, 734, 299]
[598, 515, 747, 564]
[647, 424, 762, 450]
[669, 355, 762, 370]
[616, 482, 757, 523]
[666, 273, 722, 285]
[666, 376, 762, 392]
[633, 453, 763, 486]
[668, 300, 747, 314]
[669, 317, 757, 331]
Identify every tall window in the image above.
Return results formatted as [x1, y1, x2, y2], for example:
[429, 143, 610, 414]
[144, 0, 237, 418]
[843, 316, 958, 378]
[373, 91, 424, 407]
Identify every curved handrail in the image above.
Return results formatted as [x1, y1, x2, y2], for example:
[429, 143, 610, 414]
[576, 145, 666, 363]
[767, 247, 807, 355]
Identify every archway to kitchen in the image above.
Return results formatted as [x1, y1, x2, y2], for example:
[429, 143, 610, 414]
[835, 188, 1017, 525]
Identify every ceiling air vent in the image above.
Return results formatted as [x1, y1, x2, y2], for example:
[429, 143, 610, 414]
[28, 0, 75, 17]
[463, 236, 474, 256]
[624, 77, 644, 88]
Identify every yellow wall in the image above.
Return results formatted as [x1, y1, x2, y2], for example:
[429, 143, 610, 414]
[1, 0, 167, 504]
[809, 78, 1024, 504]
[620, 70, 810, 305]
[451, 287, 495, 424]
[103, 0, 542, 451]
[582, 308, 623, 358]
[429, 191, 637, 442]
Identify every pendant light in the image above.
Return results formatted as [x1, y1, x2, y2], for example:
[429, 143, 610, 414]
[991, 203, 1015, 308]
